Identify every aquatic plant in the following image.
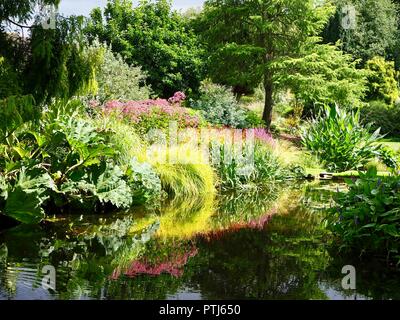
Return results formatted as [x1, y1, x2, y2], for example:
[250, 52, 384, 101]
[327, 167, 400, 263]
[301, 105, 396, 172]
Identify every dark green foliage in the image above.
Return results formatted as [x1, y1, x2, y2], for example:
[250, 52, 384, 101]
[0, 56, 21, 98]
[25, 18, 102, 103]
[322, 0, 399, 62]
[85, 0, 204, 97]
[360, 100, 400, 136]
[327, 167, 400, 263]
[1, 3, 102, 103]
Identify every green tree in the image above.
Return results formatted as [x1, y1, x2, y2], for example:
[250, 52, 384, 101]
[196, 0, 334, 129]
[86, 0, 204, 97]
[0, 1, 102, 103]
[275, 40, 368, 112]
[365, 57, 399, 105]
[322, 0, 399, 62]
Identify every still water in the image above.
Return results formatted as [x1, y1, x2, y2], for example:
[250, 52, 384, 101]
[1, 182, 399, 300]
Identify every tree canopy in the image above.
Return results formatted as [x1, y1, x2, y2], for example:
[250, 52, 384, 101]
[322, 0, 399, 63]
[86, 0, 205, 97]
[0, 0, 102, 103]
[196, 0, 335, 129]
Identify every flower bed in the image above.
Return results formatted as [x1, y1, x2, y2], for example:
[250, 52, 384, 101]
[101, 92, 202, 133]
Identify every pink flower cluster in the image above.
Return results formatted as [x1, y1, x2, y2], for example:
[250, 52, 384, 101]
[250, 128, 276, 147]
[111, 247, 198, 279]
[103, 92, 200, 128]
[168, 91, 186, 104]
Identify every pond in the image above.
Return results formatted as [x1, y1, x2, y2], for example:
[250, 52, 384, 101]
[1, 182, 400, 300]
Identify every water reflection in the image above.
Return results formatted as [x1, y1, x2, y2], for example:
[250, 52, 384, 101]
[0, 182, 399, 300]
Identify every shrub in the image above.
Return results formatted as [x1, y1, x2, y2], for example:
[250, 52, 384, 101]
[327, 167, 400, 263]
[189, 82, 247, 128]
[92, 41, 151, 103]
[0, 99, 164, 223]
[210, 130, 294, 190]
[360, 100, 400, 136]
[301, 105, 389, 172]
[244, 110, 265, 128]
[365, 57, 399, 105]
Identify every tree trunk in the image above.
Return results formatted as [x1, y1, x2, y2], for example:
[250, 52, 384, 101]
[262, 73, 274, 131]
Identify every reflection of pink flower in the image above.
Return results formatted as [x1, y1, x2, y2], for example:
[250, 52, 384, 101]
[201, 207, 278, 242]
[111, 247, 198, 280]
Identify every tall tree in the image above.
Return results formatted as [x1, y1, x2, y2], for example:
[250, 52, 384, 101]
[86, 0, 204, 97]
[196, 0, 334, 130]
[0, 0, 101, 103]
[322, 0, 399, 62]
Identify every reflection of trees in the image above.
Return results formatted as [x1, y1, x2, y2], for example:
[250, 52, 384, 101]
[322, 254, 400, 300]
[0, 216, 158, 299]
[2, 182, 400, 300]
[188, 197, 331, 300]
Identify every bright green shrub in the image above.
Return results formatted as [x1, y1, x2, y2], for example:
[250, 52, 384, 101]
[327, 167, 400, 263]
[189, 82, 247, 128]
[301, 105, 389, 172]
[212, 140, 290, 190]
[365, 57, 399, 105]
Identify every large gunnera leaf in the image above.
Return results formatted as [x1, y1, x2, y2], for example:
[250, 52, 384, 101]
[61, 163, 133, 209]
[91, 163, 132, 209]
[4, 168, 55, 224]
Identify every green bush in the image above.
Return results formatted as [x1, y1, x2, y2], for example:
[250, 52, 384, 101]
[327, 167, 400, 263]
[189, 82, 247, 128]
[212, 140, 291, 190]
[244, 110, 265, 128]
[365, 57, 399, 105]
[301, 105, 390, 172]
[360, 100, 400, 136]
[92, 41, 151, 103]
